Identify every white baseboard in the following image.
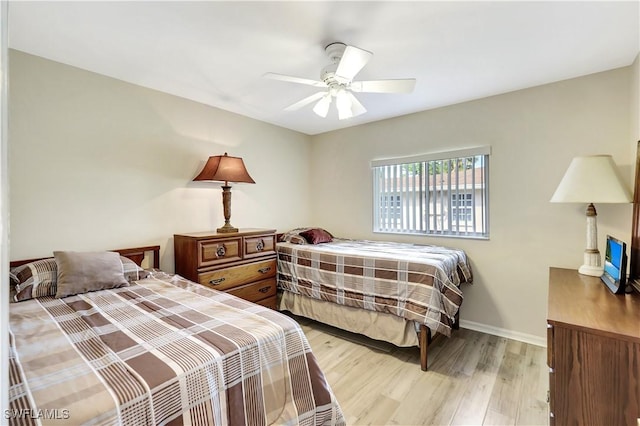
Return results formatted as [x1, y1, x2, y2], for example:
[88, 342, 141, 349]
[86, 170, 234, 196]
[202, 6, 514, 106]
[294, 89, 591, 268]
[459, 319, 547, 347]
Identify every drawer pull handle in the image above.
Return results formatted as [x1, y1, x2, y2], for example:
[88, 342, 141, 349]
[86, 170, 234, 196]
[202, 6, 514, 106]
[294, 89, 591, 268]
[216, 245, 226, 257]
[256, 240, 264, 251]
[258, 267, 271, 274]
[258, 286, 271, 293]
[209, 277, 226, 285]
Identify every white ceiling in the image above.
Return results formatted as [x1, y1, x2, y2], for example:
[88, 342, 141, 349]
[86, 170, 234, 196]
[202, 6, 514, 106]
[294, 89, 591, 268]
[8, 1, 640, 136]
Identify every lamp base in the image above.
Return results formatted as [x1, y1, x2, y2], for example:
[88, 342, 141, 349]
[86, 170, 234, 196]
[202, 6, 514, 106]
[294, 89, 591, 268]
[577, 204, 603, 277]
[217, 185, 238, 233]
[578, 264, 604, 277]
[217, 223, 238, 233]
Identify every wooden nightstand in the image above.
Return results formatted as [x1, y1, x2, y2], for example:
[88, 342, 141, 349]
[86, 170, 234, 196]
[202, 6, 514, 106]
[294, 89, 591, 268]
[174, 228, 277, 308]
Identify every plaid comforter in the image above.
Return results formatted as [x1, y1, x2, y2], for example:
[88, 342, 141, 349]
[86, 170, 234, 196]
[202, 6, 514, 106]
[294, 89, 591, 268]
[277, 239, 473, 337]
[8, 271, 344, 426]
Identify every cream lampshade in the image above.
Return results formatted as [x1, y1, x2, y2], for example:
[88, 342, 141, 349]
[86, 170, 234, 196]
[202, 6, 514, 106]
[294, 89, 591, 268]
[551, 155, 632, 276]
[193, 153, 255, 233]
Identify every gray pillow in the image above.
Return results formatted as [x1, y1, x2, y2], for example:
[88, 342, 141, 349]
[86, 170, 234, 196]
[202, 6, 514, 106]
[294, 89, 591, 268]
[54, 251, 129, 298]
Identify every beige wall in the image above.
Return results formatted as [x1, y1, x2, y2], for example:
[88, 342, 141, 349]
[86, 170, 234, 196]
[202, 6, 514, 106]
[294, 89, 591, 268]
[310, 67, 634, 341]
[9, 50, 312, 270]
[9, 49, 637, 342]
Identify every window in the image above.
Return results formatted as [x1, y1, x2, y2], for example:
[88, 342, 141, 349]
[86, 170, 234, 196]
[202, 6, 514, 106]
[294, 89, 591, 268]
[380, 195, 401, 220]
[372, 146, 490, 238]
[451, 192, 473, 223]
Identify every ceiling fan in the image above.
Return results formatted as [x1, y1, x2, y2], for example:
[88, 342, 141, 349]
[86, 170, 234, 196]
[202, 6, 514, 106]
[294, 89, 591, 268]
[264, 42, 416, 120]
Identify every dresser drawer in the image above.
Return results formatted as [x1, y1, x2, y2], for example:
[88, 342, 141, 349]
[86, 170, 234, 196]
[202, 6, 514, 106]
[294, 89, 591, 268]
[549, 369, 555, 423]
[254, 295, 277, 310]
[198, 258, 276, 291]
[198, 237, 242, 267]
[244, 234, 276, 259]
[226, 278, 276, 302]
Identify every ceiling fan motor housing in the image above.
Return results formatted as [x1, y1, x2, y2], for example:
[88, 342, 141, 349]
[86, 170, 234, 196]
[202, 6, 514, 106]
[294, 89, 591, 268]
[325, 42, 347, 63]
[321, 42, 348, 90]
[320, 63, 340, 88]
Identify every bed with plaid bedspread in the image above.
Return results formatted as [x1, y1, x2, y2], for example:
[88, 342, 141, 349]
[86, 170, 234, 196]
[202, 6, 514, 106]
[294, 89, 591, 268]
[277, 239, 473, 337]
[8, 270, 344, 426]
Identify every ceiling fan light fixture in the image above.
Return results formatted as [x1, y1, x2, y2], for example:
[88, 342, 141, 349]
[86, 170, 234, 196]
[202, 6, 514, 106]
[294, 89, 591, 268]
[264, 41, 416, 120]
[313, 94, 332, 118]
[347, 92, 367, 117]
[336, 89, 353, 120]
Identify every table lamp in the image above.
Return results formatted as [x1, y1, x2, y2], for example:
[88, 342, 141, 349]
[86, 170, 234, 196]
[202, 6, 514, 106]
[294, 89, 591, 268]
[550, 155, 632, 276]
[193, 153, 255, 233]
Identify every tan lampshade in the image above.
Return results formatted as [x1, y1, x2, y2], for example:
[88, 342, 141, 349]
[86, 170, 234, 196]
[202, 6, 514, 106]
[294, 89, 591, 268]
[193, 153, 255, 184]
[193, 153, 254, 233]
[550, 155, 631, 203]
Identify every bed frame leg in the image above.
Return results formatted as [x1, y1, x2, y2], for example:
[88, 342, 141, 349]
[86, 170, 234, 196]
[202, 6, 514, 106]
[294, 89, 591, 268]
[419, 312, 460, 371]
[453, 310, 460, 330]
[419, 324, 430, 371]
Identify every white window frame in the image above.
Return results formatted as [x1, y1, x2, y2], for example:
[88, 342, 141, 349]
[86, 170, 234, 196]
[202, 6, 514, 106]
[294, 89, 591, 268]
[371, 146, 490, 239]
[451, 192, 473, 223]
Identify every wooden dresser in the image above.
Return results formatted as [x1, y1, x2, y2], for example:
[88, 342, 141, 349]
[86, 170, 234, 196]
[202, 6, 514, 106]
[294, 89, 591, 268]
[547, 267, 640, 426]
[174, 229, 277, 309]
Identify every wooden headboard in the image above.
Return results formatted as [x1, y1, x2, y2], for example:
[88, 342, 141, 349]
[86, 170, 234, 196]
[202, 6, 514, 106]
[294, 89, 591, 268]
[9, 245, 161, 269]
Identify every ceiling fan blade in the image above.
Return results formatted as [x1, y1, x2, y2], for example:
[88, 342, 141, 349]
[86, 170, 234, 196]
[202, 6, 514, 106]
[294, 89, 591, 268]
[335, 45, 373, 82]
[350, 79, 416, 94]
[263, 72, 327, 88]
[283, 92, 327, 111]
[347, 92, 367, 117]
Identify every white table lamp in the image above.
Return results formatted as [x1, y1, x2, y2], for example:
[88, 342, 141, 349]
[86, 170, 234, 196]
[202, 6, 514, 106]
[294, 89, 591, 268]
[551, 155, 632, 276]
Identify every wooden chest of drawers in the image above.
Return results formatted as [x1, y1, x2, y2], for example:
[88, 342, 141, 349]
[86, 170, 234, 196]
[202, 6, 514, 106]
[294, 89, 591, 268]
[547, 268, 640, 426]
[174, 229, 277, 308]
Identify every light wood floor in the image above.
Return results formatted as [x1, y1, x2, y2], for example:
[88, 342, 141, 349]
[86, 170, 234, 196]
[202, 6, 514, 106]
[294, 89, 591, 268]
[294, 316, 549, 426]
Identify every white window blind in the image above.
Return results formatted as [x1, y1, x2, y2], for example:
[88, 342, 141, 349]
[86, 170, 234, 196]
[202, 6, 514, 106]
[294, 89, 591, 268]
[372, 147, 490, 238]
